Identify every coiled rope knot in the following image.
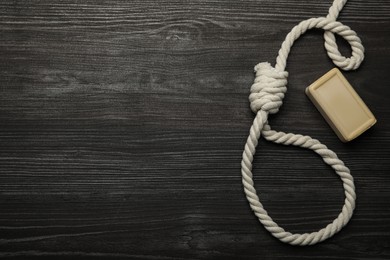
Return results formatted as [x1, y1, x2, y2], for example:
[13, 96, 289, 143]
[241, 0, 360, 246]
[249, 62, 288, 114]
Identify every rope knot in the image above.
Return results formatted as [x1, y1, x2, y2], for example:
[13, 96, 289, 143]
[249, 62, 288, 114]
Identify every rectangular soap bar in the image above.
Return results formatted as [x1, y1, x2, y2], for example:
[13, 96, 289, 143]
[305, 68, 376, 142]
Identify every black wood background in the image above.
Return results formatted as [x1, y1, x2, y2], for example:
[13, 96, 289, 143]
[1, 0, 389, 259]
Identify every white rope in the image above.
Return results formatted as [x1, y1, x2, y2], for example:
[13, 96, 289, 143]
[241, 0, 363, 245]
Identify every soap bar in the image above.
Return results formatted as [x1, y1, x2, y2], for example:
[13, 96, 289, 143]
[305, 68, 376, 142]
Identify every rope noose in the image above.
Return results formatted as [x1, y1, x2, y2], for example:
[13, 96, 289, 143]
[241, 0, 364, 245]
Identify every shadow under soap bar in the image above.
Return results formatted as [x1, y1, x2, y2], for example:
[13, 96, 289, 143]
[305, 68, 376, 142]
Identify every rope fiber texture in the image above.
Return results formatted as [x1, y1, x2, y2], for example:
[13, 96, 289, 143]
[241, 0, 364, 246]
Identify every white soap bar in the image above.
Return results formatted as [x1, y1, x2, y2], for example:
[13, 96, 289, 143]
[305, 68, 376, 142]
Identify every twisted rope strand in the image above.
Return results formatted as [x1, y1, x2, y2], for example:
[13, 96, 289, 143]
[241, 0, 362, 245]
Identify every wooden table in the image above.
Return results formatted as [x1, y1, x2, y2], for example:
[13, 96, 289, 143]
[1, 0, 389, 259]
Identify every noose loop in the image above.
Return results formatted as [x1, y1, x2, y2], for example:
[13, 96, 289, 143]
[241, 0, 362, 245]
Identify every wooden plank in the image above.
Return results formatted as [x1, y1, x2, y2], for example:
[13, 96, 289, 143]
[0, 0, 389, 259]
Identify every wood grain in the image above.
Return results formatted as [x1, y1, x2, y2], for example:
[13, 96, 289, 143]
[0, 0, 389, 259]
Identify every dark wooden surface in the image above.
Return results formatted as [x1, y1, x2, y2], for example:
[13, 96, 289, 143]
[1, 0, 389, 259]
